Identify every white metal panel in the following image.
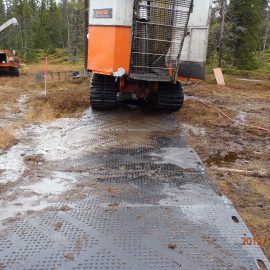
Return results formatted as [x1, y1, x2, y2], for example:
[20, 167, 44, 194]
[190, 28, 209, 62]
[189, 0, 212, 27]
[181, 35, 191, 62]
[89, 0, 134, 26]
[180, 0, 212, 63]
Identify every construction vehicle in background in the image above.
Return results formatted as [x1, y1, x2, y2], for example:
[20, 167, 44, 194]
[0, 18, 20, 76]
[88, 0, 212, 111]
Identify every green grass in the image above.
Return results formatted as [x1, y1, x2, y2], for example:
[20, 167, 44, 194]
[206, 50, 270, 78]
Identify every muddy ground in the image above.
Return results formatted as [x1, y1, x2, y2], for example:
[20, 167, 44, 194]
[0, 66, 269, 260]
[179, 76, 270, 260]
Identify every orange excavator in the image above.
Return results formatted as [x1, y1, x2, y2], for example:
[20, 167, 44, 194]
[87, 0, 212, 111]
[0, 18, 20, 76]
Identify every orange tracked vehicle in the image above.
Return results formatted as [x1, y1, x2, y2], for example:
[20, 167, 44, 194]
[88, 0, 212, 111]
[0, 18, 20, 76]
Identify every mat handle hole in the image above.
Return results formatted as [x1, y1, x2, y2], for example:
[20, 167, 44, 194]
[232, 216, 239, 223]
[257, 259, 268, 270]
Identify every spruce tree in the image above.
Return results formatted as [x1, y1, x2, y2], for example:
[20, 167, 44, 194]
[229, 0, 267, 69]
[0, 0, 6, 24]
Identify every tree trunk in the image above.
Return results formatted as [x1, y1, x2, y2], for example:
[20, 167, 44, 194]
[261, 7, 270, 57]
[217, 0, 226, 68]
[72, 9, 80, 57]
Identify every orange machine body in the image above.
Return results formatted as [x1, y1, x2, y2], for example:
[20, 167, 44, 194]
[88, 26, 132, 75]
[88, 0, 135, 76]
[87, 0, 209, 81]
[0, 50, 20, 68]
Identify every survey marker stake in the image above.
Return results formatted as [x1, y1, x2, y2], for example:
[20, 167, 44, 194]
[44, 56, 48, 96]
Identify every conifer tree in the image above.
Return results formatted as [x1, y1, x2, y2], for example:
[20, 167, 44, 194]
[228, 0, 267, 69]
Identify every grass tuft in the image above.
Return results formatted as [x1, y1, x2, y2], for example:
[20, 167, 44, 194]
[26, 88, 89, 122]
[0, 126, 18, 150]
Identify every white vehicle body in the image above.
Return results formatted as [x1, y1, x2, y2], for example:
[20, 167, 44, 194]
[180, 0, 213, 79]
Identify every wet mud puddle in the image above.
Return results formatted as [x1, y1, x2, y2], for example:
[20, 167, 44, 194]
[0, 108, 182, 225]
[205, 151, 240, 167]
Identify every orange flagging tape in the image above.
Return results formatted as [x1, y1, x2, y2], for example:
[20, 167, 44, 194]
[197, 100, 270, 134]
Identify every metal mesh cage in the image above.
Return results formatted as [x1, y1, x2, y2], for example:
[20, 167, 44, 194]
[129, 0, 193, 81]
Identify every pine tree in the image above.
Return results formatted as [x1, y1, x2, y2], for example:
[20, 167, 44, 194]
[48, 0, 62, 49]
[36, 0, 49, 49]
[0, 0, 6, 24]
[261, 0, 270, 54]
[229, 0, 267, 69]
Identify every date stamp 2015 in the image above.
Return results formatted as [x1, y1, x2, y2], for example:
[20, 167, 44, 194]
[242, 237, 270, 246]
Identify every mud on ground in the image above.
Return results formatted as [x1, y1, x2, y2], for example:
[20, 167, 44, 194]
[177, 75, 270, 259]
[0, 64, 89, 140]
[0, 68, 269, 260]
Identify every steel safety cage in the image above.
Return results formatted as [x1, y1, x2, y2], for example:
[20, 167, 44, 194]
[129, 0, 193, 82]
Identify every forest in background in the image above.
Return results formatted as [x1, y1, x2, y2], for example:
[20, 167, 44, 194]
[0, 0, 270, 73]
[209, 0, 270, 72]
[0, 0, 85, 62]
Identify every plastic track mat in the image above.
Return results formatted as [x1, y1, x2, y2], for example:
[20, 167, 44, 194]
[0, 111, 269, 270]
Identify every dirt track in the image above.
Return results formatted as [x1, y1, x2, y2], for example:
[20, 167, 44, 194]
[0, 68, 269, 261]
